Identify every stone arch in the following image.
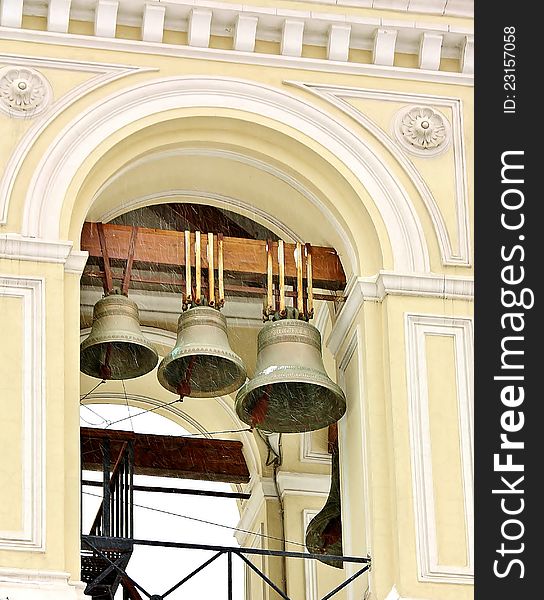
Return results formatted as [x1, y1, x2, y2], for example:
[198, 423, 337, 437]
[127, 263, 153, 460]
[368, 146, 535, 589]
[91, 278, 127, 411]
[19, 76, 431, 274]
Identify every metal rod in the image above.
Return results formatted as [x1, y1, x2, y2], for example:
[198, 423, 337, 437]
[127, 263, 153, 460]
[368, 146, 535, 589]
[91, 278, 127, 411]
[184, 230, 191, 304]
[278, 240, 285, 315]
[319, 565, 371, 600]
[296, 241, 303, 314]
[218, 233, 224, 307]
[266, 239, 273, 314]
[238, 553, 291, 600]
[102, 438, 111, 536]
[195, 230, 201, 302]
[97, 222, 113, 294]
[227, 551, 233, 600]
[306, 243, 313, 317]
[82, 480, 250, 499]
[83, 270, 344, 302]
[81, 535, 370, 564]
[162, 551, 224, 598]
[128, 440, 134, 538]
[122, 226, 138, 295]
[208, 232, 214, 306]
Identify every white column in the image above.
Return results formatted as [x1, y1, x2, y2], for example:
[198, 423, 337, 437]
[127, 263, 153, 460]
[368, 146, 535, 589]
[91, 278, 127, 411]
[281, 19, 304, 57]
[327, 23, 351, 62]
[233, 14, 258, 52]
[372, 28, 397, 66]
[142, 3, 165, 43]
[0, 0, 24, 28]
[418, 32, 443, 71]
[47, 0, 72, 33]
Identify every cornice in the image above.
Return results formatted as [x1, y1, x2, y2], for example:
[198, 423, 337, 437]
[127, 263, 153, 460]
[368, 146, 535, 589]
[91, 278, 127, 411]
[2, 0, 474, 85]
[327, 271, 474, 356]
[0, 234, 88, 274]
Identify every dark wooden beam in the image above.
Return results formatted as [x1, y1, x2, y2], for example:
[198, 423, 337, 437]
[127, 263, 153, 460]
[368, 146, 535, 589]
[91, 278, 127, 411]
[81, 222, 346, 291]
[81, 427, 250, 484]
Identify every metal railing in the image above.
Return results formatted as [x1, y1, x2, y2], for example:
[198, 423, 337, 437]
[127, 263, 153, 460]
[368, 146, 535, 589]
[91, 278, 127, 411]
[89, 439, 134, 539]
[81, 534, 371, 600]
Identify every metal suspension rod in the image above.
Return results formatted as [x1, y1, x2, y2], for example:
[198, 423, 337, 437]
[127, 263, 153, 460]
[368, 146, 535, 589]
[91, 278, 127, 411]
[161, 551, 224, 598]
[82, 480, 250, 499]
[319, 564, 371, 600]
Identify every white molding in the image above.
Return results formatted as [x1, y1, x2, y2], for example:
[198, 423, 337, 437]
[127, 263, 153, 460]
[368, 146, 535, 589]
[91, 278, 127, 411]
[0, 234, 88, 274]
[235, 482, 266, 546]
[418, 32, 442, 71]
[0, 276, 45, 551]
[284, 82, 471, 266]
[336, 327, 372, 599]
[405, 313, 474, 584]
[327, 272, 474, 356]
[303, 509, 320, 600]
[0, 0, 23, 28]
[281, 19, 305, 57]
[327, 23, 351, 62]
[20, 76, 430, 273]
[141, 3, 165, 43]
[0, 568, 85, 599]
[0, 27, 474, 87]
[234, 14, 258, 53]
[188, 8, 212, 48]
[94, 0, 118, 39]
[300, 432, 332, 465]
[0, 54, 155, 225]
[372, 28, 397, 65]
[277, 472, 330, 498]
[47, 0, 71, 34]
[393, 104, 452, 158]
[461, 35, 474, 74]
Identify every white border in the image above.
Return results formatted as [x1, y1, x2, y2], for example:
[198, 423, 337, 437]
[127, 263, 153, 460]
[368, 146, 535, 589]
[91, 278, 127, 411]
[285, 82, 471, 266]
[0, 275, 45, 551]
[405, 313, 474, 584]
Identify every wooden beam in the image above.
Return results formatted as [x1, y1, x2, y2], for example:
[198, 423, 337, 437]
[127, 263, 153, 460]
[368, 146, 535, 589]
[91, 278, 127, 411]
[81, 222, 346, 290]
[81, 427, 250, 484]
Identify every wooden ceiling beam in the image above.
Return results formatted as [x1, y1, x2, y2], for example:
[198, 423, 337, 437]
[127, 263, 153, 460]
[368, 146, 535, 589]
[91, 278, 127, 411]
[81, 222, 346, 290]
[81, 427, 250, 484]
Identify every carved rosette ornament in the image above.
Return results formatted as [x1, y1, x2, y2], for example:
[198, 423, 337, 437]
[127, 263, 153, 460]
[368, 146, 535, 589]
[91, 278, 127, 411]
[394, 105, 451, 157]
[0, 66, 52, 118]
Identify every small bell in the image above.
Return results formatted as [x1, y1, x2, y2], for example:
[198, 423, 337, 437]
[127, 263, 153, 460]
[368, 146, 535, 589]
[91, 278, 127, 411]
[235, 318, 346, 433]
[305, 444, 343, 568]
[157, 306, 247, 398]
[81, 294, 159, 380]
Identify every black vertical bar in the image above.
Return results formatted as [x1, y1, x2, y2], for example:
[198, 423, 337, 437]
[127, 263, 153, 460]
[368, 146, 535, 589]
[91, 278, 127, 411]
[227, 551, 233, 600]
[124, 450, 129, 538]
[103, 438, 111, 536]
[128, 440, 134, 538]
[120, 459, 124, 538]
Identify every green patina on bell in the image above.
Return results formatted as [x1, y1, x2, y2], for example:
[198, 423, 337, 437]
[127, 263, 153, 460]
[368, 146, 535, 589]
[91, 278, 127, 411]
[305, 444, 343, 568]
[235, 317, 346, 433]
[157, 305, 247, 398]
[80, 293, 159, 380]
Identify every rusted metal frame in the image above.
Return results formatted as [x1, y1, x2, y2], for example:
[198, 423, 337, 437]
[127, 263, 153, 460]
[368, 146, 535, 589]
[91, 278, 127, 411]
[121, 226, 138, 296]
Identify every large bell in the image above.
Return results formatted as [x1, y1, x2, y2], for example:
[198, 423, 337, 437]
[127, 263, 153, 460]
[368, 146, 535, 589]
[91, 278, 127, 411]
[235, 319, 346, 433]
[305, 444, 343, 568]
[157, 306, 247, 397]
[81, 294, 159, 380]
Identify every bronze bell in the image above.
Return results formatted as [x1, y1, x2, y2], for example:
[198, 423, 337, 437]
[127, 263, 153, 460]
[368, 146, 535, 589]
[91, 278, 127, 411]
[81, 294, 159, 380]
[157, 306, 247, 397]
[235, 319, 346, 433]
[306, 444, 343, 568]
